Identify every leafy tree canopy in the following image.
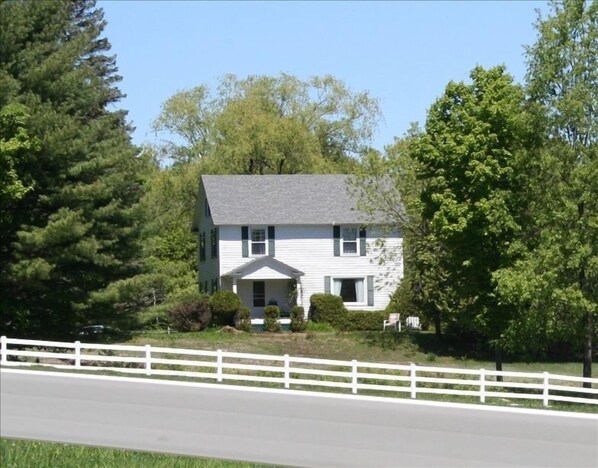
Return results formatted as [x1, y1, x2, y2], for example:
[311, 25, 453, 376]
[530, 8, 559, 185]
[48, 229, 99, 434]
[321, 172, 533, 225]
[152, 73, 381, 173]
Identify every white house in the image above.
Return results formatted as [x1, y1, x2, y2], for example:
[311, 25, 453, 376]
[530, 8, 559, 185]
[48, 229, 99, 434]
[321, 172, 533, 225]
[192, 175, 403, 319]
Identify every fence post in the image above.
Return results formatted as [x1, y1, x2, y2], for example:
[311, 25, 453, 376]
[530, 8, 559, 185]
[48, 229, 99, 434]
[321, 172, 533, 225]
[351, 360, 358, 394]
[1, 336, 7, 365]
[145, 344, 152, 376]
[543, 372, 550, 407]
[410, 362, 417, 399]
[217, 349, 223, 383]
[479, 368, 486, 403]
[74, 341, 81, 368]
[284, 354, 290, 389]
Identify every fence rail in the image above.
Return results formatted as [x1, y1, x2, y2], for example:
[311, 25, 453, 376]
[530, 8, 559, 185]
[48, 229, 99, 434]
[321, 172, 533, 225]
[1, 336, 596, 407]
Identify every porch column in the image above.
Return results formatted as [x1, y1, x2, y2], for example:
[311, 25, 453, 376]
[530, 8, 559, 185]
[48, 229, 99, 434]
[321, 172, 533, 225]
[232, 277, 238, 294]
[296, 277, 303, 307]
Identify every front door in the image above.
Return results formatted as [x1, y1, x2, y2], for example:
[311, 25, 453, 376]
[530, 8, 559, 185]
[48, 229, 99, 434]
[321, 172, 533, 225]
[252, 281, 266, 318]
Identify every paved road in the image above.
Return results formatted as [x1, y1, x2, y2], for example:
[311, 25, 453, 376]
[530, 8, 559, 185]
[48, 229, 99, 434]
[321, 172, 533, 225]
[1, 369, 597, 467]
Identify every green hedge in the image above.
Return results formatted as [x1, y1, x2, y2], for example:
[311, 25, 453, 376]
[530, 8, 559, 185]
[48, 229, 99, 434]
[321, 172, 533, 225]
[167, 293, 211, 332]
[209, 290, 241, 326]
[290, 305, 306, 332]
[340, 310, 388, 331]
[264, 305, 281, 332]
[309, 293, 347, 328]
[235, 306, 251, 332]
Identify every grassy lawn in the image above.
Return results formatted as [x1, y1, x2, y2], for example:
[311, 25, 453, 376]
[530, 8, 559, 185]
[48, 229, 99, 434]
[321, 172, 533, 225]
[121, 329, 597, 414]
[0, 439, 270, 468]
[124, 328, 587, 377]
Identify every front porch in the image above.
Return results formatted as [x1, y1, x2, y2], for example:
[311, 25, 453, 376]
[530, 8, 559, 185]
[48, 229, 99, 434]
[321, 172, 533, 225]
[221, 256, 304, 321]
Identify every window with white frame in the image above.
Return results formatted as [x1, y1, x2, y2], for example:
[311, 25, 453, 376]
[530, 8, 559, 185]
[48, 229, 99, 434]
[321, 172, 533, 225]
[251, 227, 266, 256]
[341, 227, 358, 255]
[332, 277, 365, 303]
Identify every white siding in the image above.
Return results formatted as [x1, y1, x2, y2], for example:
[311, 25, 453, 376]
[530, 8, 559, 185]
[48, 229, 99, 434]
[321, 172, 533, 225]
[218, 225, 402, 311]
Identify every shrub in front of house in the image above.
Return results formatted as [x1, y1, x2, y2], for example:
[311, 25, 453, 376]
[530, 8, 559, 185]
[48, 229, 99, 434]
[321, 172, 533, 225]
[264, 305, 281, 332]
[235, 306, 252, 332]
[386, 277, 418, 316]
[290, 305, 306, 332]
[168, 293, 211, 332]
[309, 293, 347, 328]
[209, 290, 241, 326]
[340, 310, 388, 331]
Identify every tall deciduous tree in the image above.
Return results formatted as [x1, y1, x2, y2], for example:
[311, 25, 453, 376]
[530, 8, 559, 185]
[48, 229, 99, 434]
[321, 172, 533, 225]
[152, 73, 381, 172]
[415, 66, 533, 368]
[0, 0, 146, 338]
[353, 128, 455, 339]
[495, 0, 597, 383]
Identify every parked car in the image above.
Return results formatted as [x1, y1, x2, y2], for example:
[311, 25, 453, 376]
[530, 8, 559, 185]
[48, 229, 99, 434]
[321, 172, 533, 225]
[77, 325, 120, 343]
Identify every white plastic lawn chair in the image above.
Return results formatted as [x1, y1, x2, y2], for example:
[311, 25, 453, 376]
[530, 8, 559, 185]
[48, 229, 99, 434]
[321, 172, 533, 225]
[406, 316, 422, 330]
[383, 313, 401, 331]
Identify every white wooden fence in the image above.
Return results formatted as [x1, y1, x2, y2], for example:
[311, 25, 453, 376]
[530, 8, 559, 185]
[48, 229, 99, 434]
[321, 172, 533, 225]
[1, 336, 597, 407]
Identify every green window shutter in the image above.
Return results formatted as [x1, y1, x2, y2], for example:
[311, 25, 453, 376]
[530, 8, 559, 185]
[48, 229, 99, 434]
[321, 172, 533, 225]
[333, 226, 340, 256]
[241, 226, 249, 257]
[359, 227, 367, 256]
[367, 276, 374, 306]
[324, 276, 331, 294]
[268, 226, 275, 257]
[215, 228, 219, 258]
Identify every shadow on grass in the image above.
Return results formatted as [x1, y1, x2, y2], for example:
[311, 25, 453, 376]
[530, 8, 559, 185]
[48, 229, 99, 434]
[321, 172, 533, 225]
[358, 330, 495, 361]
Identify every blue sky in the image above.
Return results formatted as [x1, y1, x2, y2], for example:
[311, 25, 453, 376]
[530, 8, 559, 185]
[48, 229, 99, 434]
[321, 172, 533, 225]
[100, 1, 547, 151]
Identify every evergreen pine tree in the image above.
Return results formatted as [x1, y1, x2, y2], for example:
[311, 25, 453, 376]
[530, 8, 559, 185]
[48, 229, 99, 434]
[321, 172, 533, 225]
[0, 0, 145, 338]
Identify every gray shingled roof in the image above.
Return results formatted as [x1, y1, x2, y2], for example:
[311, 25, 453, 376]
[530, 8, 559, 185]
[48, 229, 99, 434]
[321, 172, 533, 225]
[202, 174, 384, 225]
[222, 256, 304, 278]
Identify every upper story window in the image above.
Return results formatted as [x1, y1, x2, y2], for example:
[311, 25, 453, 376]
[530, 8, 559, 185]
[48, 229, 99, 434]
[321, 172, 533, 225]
[204, 199, 211, 218]
[199, 232, 206, 262]
[242, 225, 275, 257]
[342, 227, 358, 255]
[334, 225, 366, 257]
[251, 228, 266, 256]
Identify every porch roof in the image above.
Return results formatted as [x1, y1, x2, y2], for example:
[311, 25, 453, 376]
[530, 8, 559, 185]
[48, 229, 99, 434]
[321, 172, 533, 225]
[222, 256, 304, 279]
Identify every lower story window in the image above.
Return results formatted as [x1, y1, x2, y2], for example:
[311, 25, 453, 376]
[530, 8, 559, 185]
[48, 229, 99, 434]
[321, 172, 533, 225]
[253, 281, 265, 307]
[333, 278, 364, 303]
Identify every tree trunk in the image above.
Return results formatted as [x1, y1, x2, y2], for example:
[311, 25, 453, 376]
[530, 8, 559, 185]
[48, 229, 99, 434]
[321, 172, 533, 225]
[495, 346, 503, 383]
[433, 310, 442, 340]
[579, 264, 592, 388]
[582, 310, 593, 388]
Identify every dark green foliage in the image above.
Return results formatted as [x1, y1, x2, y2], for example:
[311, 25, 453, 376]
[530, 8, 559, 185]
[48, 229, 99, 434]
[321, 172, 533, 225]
[309, 294, 347, 328]
[167, 294, 211, 332]
[264, 305, 281, 332]
[235, 306, 252, 332]
[0, 0, 146, 339]
[209, 290, 241, 326]
[290, 306, 306, 332]
[386, 278, 418, 316]
[340, 311, 389, 331]
[415, 65, 531, 346]
[495, 0, 598, 380]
